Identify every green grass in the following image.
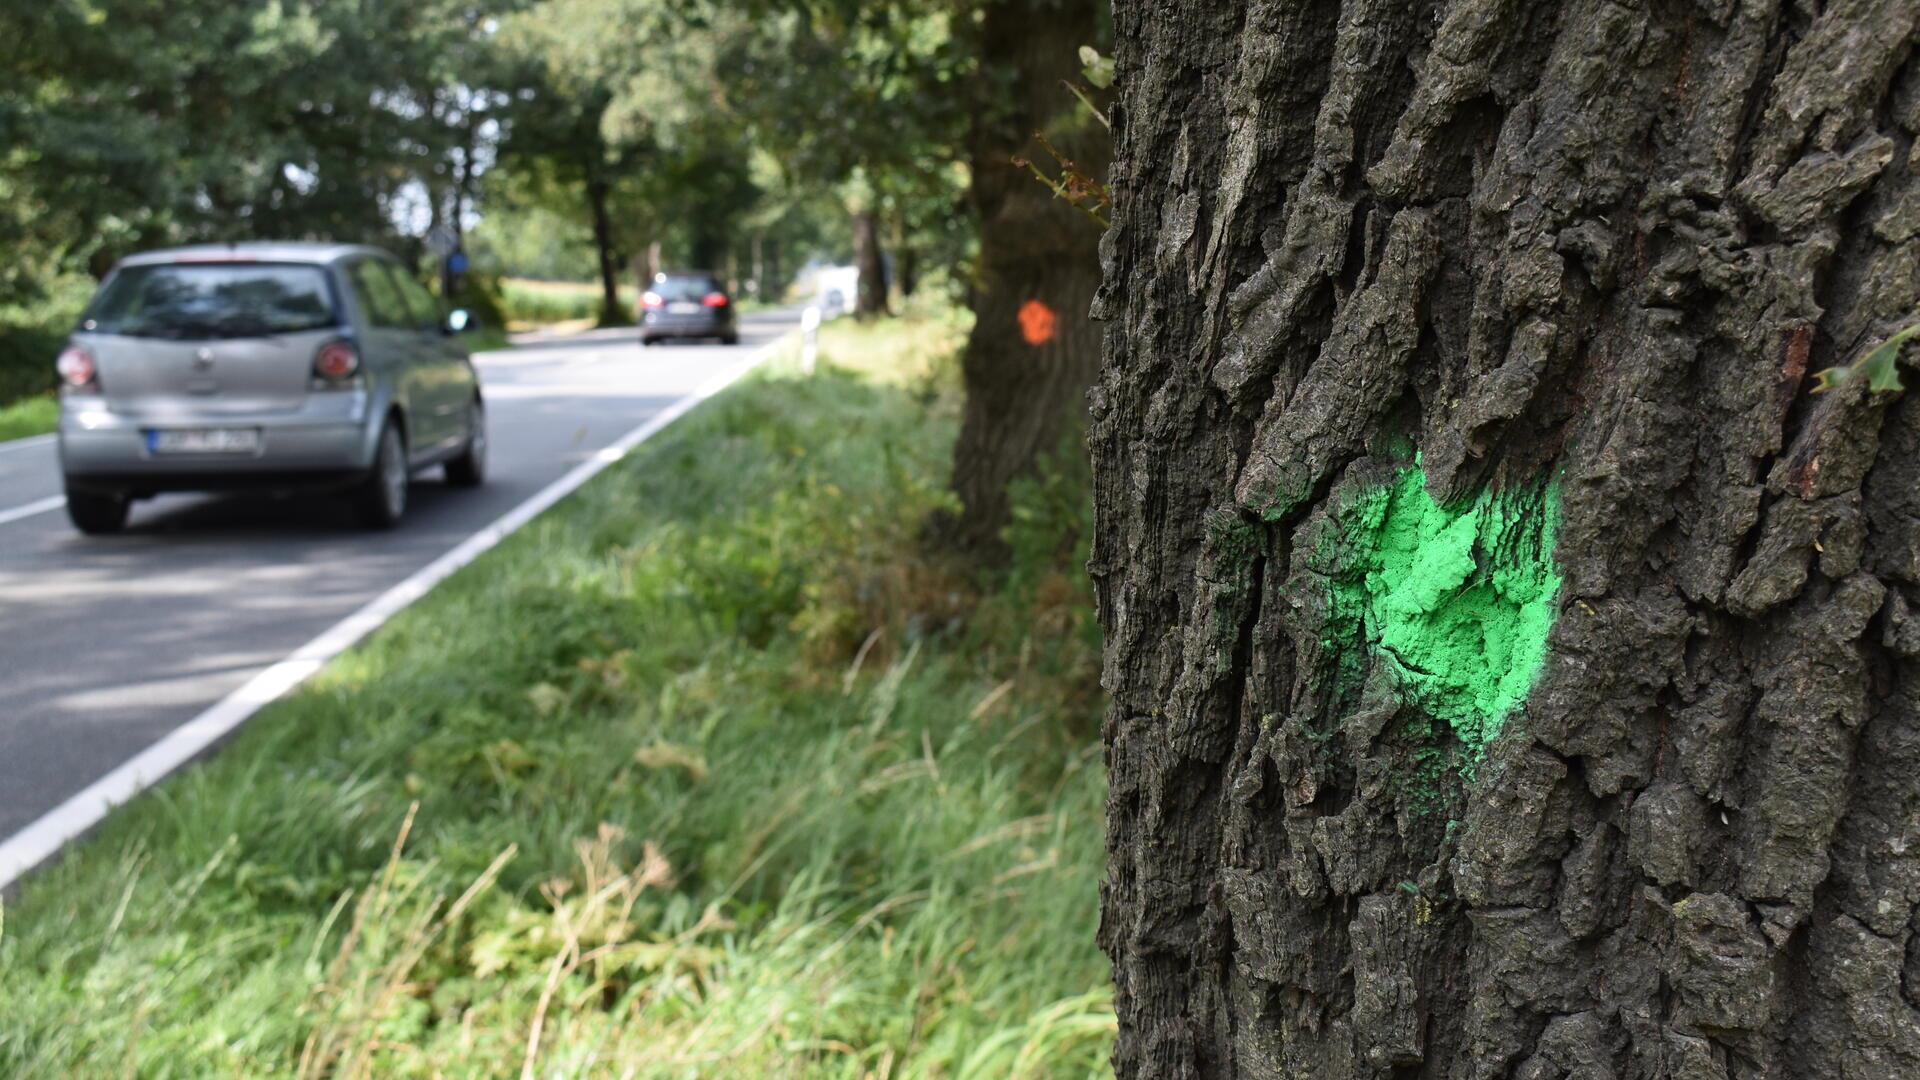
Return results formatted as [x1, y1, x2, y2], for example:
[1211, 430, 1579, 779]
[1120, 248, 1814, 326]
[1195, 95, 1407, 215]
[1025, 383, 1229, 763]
[0, 307, 1112, 1078]
[0, 395, 56, 442]
[463, 325, 514, 354]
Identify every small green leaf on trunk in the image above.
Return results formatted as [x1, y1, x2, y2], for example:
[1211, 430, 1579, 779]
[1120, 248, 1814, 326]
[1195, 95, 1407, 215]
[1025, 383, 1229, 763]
[1079, 46, 1114, 89]
[1811, 323, 1920, 396]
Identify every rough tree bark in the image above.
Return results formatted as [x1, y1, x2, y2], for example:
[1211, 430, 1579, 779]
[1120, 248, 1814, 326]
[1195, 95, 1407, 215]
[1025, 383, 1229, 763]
[943, 0, 1109, 552]
[1093, 1, 1920, 1077]
[852, 208, 891, 319]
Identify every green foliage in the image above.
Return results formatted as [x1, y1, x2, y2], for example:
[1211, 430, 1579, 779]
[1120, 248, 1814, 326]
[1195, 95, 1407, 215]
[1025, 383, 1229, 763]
[469, 203, 601, 283]
[1079, 46, 1115, 89]
[0, 0, 502, 292]
[709, 1, 973, 296]
[0, 396, 56, 443]
[0, 309, 1110, 1077]
[488, 0, 785, 316]
[0, 275, 91, 406]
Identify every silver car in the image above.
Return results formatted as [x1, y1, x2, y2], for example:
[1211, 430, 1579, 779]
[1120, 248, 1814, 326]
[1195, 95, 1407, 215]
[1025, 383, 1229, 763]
[55, 242, 486, 534]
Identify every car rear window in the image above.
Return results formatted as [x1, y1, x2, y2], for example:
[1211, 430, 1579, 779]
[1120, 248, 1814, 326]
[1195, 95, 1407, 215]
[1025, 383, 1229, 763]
[83, 263, 338, 339]
[653, 274, 722, 301]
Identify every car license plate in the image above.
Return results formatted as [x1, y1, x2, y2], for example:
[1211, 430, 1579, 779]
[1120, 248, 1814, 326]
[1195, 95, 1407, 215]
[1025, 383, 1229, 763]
[147, 428, 261, 455]
[668, 301, 701, 314]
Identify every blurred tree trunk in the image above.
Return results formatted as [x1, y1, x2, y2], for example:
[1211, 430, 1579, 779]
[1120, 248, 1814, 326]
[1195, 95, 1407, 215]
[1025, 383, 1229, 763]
[944, 0, 1107, 554]
[899, 249, 919, 298]
[629, 250, 650, 301]
[1094, 1, 1920, 1077]
[586, 174, 620, 325]
[853, 208, 890, 319]
[895, 213, 919, 298]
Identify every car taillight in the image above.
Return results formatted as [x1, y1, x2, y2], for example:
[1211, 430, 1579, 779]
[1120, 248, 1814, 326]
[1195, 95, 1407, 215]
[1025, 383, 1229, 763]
[56, 345, 96, 388]
[641, 291, 665, 309]
[702, 292, 728, 308]
[313, 340, 360, 382]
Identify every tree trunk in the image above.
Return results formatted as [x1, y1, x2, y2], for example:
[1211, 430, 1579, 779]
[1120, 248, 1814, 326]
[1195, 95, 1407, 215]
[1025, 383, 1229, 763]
[944, 0, 1108, 554]
[586, 175, 620, 326]
[751, 231, 766, 301]
[630, 249, 650, 300]
[1094, 2, 1920, 1078]
[894, 212, 920, 299]
[852, 208, 890, 319]
[900, 241, 920, 299]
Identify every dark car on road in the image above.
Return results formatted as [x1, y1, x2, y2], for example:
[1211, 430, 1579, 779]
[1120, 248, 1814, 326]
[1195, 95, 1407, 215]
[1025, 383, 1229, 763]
[639, 271, 738, 346]
[56, 242, 486, 534]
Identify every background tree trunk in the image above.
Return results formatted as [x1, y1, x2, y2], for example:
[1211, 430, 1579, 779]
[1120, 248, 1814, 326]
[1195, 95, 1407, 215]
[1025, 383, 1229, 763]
[943, 0, 1108, 554]
[853, 208, 890, 319]
[586, 174, 620, 326]
[899, 246, 919, 298]
[751, 231, 766, 301]
[630, 248, 652, 301]
[1094, 1, 1920, 1077]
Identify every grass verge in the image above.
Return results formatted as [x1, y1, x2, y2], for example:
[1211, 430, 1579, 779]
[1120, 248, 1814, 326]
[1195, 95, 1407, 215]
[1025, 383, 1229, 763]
[0, 396, 57, 442]
[501, 277, 636, 330]
[0, 306, 1111, 1077]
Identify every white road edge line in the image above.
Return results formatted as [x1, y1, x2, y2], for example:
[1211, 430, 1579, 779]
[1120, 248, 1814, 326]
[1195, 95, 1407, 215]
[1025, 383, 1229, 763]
[0, 494, 65, 527]
[0, 331, 793, 891]
[0, 433, 56, 455]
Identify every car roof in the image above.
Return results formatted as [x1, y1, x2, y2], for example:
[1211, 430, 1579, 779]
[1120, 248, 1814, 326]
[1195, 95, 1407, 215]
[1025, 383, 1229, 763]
[117, 242, 393, 269]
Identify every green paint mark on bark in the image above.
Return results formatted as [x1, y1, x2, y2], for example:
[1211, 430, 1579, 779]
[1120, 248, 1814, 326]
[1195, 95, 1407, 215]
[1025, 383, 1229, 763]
[1330, 467, 1560, 755]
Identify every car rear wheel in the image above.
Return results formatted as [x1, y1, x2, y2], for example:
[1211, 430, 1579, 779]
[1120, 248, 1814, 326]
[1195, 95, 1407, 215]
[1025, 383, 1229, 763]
[445, 399, 487, 488]
[352, 420, 409, 528]
[720, 331, 740, 346]
[65, 488, 129, 535]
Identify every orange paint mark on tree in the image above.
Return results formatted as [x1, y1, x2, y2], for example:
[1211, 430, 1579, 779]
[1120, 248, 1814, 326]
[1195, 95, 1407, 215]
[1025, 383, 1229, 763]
[1018, 299, 1057, 345]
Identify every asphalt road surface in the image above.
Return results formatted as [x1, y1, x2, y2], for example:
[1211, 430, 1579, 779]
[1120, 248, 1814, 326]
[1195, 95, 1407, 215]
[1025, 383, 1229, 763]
[0, 310, 797, 842]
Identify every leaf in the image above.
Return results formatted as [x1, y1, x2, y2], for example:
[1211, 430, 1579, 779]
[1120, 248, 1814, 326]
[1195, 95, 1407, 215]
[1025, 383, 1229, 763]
[1079, 46, 1114, 90]
[1812, 322, 1920, 396]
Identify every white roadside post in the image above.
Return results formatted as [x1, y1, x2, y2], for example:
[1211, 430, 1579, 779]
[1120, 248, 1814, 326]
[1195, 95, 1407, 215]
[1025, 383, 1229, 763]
[800, 305, 822, 375]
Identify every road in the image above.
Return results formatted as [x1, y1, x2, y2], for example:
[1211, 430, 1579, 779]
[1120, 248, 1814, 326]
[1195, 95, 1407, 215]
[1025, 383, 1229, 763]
[0, 311, 796, 848]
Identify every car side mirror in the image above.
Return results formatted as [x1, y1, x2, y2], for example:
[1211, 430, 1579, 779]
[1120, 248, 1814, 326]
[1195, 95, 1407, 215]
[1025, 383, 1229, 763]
[444, 308, 471, 335]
